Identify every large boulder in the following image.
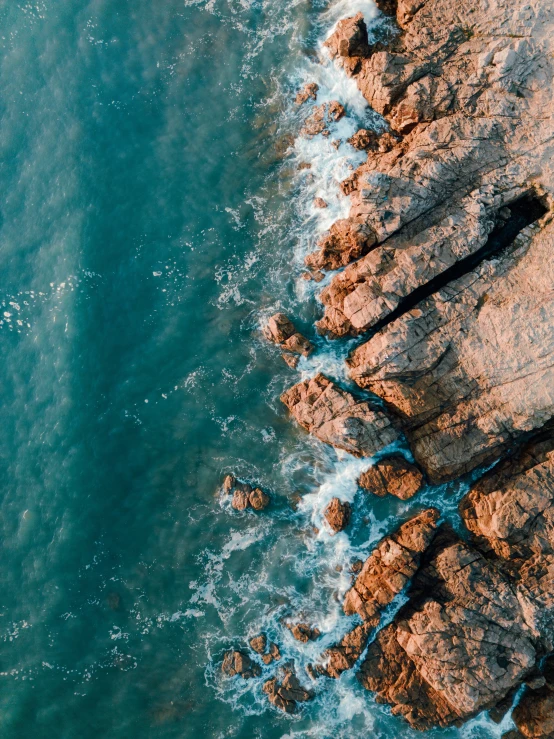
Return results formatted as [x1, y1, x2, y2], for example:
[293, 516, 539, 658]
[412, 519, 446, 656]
[358, 455, 424, 500]
[281, 373, 401, 457]
[358, 527, 538, 729]
[324, 13, 371, 60]
[344, 508, 440, 621]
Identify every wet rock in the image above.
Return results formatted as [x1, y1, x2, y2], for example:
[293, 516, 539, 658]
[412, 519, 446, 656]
[287, 622, 321, 643]
[263, 666, 313, 713]
[221, 650, 261, 679]
[359, 526, 538, 729]
[295, 82, 319, 106]
[324, 12, 371, 60]
[305, 218, 377, 272]
[263, 312, 313, 366]
[324, 498, 351, 533]
[512, 682, 554, 738]
[313, 197, 328, 208]
[281, 373, 401, 458]
[344, 508, 440, 622]
[249, 634, 267, 654]
[301, 101, 346, 138]
[281, 353, 299, 369]
[316, 622, 374, 678]
[222, 474, 270, 512]
[375, 0, 397, 15]
[348, 128, 379, 151]
[358, 456, 424, 500]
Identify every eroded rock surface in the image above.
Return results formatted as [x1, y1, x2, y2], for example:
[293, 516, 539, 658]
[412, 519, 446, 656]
[344, 508, 439, 622]
[324, 497, 351, 533]
[358, 455, 424, 500]
[263, 313, 313, 368]
[221, 650, 261, 679]
[315, 622, 374, 679]
[263, 666, 313, 713]
[222, 474, 270, 511]
[287, 622, 321, 643]
[306, 0, 554, 481]
[359, 526, 539, 729]
[281, 373, 400, 457]
[305, 218, 377, 273]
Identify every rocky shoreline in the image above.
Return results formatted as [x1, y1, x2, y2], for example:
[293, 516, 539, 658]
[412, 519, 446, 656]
[222, 0, 554, 734]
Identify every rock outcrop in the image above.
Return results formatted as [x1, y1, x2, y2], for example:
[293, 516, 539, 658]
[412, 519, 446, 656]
[222, 474, 270, 511]
[343, 508, 439, 622]
[287, 622, 321, 643]
[359, 526, 538, 729]
[281, 373, 400, 458]
[263, 313, 313, 368]
[263, 666, 313, 713]
[305, 218, 377, 273]
[221, 650, 261, 679]
[324, 497, 351, 533]
[314, 622, 374, 679]
[303, 0, 554, 482]
[358, 455, 424, 500]
[301, 101, 345, 138]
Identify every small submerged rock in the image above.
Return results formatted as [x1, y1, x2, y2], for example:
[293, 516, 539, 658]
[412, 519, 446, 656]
[301, 101, 346, 138]
[221, 474, 270, 511]
[324, 497, 351, 534]
[221, 650, 261, 679]
[263, 666, 313, 713]
[287, 622, 321, 643]
[358, 456, 424, 500]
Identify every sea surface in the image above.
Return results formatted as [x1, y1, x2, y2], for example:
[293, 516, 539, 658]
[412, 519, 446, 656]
[0, 1, 517, 737]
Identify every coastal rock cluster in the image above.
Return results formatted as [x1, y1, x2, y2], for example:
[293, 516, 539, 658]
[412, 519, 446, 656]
[229, 0, 554, 729]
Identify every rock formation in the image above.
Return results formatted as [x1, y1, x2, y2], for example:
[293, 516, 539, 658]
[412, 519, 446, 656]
[263, 313, 313, 368]
[301, 101, 345, 138]
[295, 82, 318, 106]
[263, 666, 313, 713]
[222, 474, 270, 511]
[287, 622, 321, 643]
[324, 497, 351, 533]
[306, 0, 554, 483]
[358, 455, 424, 500]
[343, 508, 439, 622]
[281, 373, 400, 458]
[249, 634, 281, 665]
[221, 650, 261, 679]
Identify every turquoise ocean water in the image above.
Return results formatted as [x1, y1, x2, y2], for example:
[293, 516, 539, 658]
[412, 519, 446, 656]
[0, 1, 517, 737]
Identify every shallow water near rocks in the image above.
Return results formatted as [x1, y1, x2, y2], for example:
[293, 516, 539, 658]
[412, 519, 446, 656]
[0, 1, 515, 737]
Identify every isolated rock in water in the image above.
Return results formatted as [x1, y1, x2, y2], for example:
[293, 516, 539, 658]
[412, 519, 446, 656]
[287, 622, 321, 643]
[248, 488, 270, 511]
[263, 312, 313, 365]
[344, 508, 439, 622]
[263, 666, 313, 713]
[315, 622, 374, 679]
[281, 373, 401, 457]
[249, 634, 267, 654]
[221, 650, 261, 679]
[348, 128, 379, 151]
[301, 101, 346, 138]
[359, 526, 538, 729]
[306, 218, 377, 272]
[324, 12, 370, 59]
[324, 497, 351, 533]
[313, 197, 328, 209]
[358, 456, 424, 500]
[295, 82, 319, 105]
[222, 474, 270, 512]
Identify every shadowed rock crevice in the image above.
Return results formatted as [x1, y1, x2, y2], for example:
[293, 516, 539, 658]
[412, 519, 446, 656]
[367, 191, 548, 335]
